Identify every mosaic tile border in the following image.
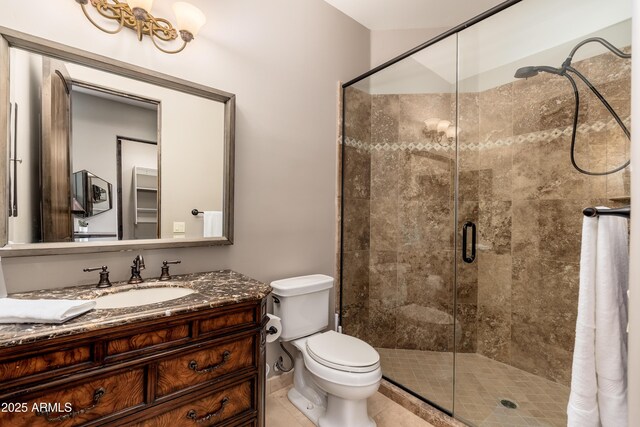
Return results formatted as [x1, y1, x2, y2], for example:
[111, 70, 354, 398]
[342, 116, 631, 153]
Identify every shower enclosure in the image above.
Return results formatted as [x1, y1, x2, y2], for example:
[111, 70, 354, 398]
[339, 0, 632, 425]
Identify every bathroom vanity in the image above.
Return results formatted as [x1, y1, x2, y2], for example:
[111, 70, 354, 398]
[0, 270, 270, 427]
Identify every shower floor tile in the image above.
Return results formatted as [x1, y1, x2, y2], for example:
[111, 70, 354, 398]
[377, 348, 569, 427]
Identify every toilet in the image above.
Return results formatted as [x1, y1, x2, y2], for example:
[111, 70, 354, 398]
[271, 274, 382, 427]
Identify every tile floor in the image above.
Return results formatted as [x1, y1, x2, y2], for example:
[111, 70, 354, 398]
[378, 348, 570, 427]
[266, 384, 435, 427]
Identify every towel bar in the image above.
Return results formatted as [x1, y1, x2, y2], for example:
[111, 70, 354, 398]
[583, 206, 630, 218]
[192, 209, 203, 216]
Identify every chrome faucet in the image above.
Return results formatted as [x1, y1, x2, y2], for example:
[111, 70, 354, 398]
[128, 255, 146, 284]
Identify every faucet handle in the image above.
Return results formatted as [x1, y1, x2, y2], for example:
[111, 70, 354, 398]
[160, 260, 181, 281]
[83, 266, 112, 288]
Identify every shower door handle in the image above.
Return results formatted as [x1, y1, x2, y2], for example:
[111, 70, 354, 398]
[462, 221, 476, 264]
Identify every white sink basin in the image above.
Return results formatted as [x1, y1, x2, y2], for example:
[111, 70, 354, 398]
[94, 287, 195, 309]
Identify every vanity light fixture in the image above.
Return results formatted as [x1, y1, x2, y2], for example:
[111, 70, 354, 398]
[423, 118, 461, 143]
[75, 0, 206, 54]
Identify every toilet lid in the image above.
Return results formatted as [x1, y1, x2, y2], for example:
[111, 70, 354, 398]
[306, 331, 380, 373]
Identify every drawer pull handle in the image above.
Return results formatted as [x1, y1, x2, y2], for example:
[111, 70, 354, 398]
[35, 387, 106, 422]
[186, 397, 229, 423]
[188, 350, 231, 373]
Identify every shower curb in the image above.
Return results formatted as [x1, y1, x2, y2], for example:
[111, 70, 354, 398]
[379, 379, 468, 427]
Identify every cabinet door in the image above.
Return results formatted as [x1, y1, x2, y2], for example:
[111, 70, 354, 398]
[135, 379, 255, 427]
[41, 58, 72, 242]
[0, 368, 144, 427]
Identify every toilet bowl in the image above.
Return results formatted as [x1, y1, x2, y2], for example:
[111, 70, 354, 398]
[271, 275, 382, 427]
[286, 331, 382, 427]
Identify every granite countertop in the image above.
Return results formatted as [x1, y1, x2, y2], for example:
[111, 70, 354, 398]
[0, 270, 271, 349]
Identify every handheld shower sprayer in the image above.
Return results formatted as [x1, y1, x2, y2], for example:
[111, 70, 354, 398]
[514, 37, 631, 176]
[513, 65, 563, 79]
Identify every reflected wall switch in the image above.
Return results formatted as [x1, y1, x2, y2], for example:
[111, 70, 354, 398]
[173, 222, 185, 233]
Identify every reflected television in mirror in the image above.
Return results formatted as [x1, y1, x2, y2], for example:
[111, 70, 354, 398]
[72, 170, 113, 218]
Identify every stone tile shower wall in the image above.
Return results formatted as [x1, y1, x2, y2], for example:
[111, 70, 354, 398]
[369, 94, 458, 352]
[342, 87, 371, 341]
[341, 48, 630, 387]
[343, 88, 461, 353]
[467, 49, 631, 385]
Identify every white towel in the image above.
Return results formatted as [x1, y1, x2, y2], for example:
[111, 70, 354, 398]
[0, 257, 6, 298]
[203, 211, 223, 238]
[595, 214, 629, 427]
[568, 210, 629, 427]
[568, 216, 599, 427]
[0, 298, 96, 324]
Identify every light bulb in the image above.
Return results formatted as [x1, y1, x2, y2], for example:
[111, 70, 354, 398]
[437, 120, 451, 133]
[424, 118, 440, 131]
[126, 0, 154, 12]
[173, 2, 206, 39]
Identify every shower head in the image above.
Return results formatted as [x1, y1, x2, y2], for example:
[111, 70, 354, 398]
[514, 65, 563, 79]
[514, 66, 539, 79]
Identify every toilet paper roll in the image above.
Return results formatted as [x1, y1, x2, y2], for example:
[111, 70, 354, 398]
[265, 313, 282, 343]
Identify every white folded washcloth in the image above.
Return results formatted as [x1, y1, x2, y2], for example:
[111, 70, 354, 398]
[203, 211, 223, 238]
[0, 298, 96, 324]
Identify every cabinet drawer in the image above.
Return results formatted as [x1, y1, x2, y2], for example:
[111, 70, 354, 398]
[0, 346, 91, 383]
[138, 379, 254, 427]
[157, 336, 254, 397]
[107, 323, 191, 356]
[0, 368, 144, 427]
[198, 307, 256, 336]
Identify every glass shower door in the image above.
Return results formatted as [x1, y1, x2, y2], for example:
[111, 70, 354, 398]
[341, 35, 459, 413]
[341, 0, 632, 425]
[454, 0, 632, 425]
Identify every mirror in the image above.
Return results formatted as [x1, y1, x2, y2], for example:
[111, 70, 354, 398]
[0, 28, 235, 256]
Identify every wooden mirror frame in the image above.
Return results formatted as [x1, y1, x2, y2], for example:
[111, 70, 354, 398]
[0, 27, 235, 257]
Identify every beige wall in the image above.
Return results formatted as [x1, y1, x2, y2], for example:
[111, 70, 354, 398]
[628, 0, 639, 423]
[0, 0, 370, 371]
[0, 0, 370, 286]
[159, 95, 224, 239]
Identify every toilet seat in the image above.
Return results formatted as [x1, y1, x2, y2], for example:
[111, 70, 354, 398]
[303, 350, 382, 388]
[306, 331, 380, 373]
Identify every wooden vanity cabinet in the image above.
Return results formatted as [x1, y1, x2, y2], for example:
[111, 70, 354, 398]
[0, 298, 268, 427]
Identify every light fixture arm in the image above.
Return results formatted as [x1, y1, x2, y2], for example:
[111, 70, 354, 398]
[150, 30, 188, 54]
[75, 0, 199, 54]
[78, 0, 126, 35]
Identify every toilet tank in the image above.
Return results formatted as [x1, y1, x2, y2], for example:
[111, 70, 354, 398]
[271, 274, 333, 341]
